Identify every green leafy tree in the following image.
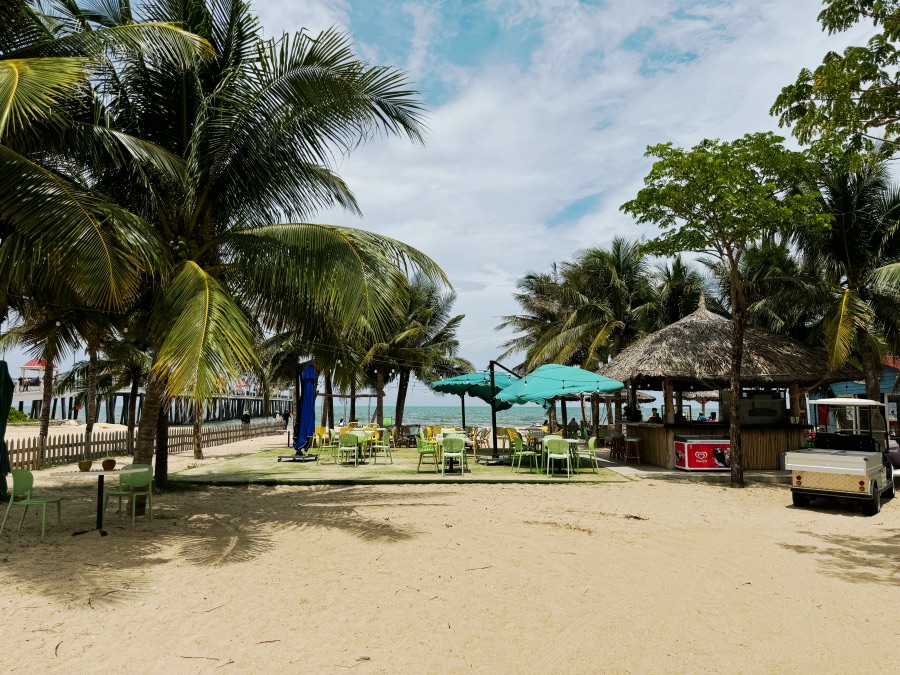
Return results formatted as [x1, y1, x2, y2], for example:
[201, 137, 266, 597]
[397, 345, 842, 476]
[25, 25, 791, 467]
[621, 132, 824, 487]
[649, 255, 707, 329]
[772, 0, 900, 152]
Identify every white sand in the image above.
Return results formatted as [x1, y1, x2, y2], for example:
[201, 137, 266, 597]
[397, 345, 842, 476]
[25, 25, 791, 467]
[1, 438, 899, 672]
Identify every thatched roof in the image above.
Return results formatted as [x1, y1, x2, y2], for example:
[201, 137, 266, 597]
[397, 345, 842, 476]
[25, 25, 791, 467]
[682, 390, 718, 403]
[599, 299, 856, 389]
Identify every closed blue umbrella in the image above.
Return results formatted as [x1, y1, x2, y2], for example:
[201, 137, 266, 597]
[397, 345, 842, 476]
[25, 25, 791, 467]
[293, 364, 317, 452]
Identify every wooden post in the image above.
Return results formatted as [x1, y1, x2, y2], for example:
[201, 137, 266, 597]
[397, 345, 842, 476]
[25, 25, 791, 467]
[663, 378, 675, 424]
[789, 384, 800, 416]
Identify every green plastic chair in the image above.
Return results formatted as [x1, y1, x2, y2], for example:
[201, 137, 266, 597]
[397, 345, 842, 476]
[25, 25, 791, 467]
[103, 464, 153, 527]
[1, 469, 62, 538]
[441, 436, 466, 475]
[545, 438, 572, 478]
[338, 433, 361, 466]
[510, 434, 538, 473]
[415, 436, 439, 473]
[370, 433, 393, 464]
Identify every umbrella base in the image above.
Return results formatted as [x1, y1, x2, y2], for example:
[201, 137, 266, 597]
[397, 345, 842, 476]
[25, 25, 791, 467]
[277, 453, 319, 463]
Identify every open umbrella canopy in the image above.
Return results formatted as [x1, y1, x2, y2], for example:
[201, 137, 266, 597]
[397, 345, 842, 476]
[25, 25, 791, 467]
[496, 364, 624, 405]
[293, 364, 317, 451]
[432, 372, 517, 411]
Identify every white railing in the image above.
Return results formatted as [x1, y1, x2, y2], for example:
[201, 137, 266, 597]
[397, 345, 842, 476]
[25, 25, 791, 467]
[7, 421, 283, 471]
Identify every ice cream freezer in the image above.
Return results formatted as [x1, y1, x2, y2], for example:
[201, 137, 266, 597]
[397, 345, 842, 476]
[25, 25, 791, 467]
[674, 435, 731, 471]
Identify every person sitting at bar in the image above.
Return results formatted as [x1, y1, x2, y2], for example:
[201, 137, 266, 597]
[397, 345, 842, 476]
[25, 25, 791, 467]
[696, 412, 707, 422]
[674, 409, 688, 424]
[647, 408, 662, 423]
[707, 412, 718, 423]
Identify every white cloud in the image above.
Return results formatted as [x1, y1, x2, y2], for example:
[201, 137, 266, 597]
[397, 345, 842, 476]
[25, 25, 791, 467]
[3, 1, 875, 409]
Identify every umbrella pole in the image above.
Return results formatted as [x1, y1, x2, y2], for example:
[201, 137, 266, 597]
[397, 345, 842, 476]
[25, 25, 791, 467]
[461, 395, 466, 429]
[490, 362, 499, 458]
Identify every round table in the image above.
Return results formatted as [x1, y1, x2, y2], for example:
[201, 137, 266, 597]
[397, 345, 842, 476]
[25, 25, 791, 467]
[59, 467, 146, 535]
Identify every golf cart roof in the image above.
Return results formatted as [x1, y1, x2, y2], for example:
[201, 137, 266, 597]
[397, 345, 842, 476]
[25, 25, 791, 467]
[812, 397, 883, 407]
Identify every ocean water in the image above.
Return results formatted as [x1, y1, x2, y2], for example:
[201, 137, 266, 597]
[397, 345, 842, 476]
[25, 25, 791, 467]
[312, 401, 721, 428]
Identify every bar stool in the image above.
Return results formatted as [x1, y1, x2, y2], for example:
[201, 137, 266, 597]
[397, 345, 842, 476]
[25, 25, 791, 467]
[623, 437, 643, 466]
[608, 435, 625, 461]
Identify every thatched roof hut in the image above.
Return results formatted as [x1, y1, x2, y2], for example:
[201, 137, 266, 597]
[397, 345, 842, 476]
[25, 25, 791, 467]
[599, 299, 854, 390]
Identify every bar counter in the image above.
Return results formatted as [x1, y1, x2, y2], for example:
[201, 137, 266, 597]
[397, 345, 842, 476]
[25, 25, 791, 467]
[624, 422, 811, 470]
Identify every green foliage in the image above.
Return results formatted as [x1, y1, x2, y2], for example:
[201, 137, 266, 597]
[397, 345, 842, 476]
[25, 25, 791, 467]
[621, 133, 825, 267]
[7, 407, 29, 423]
[772, 0, 900, 151]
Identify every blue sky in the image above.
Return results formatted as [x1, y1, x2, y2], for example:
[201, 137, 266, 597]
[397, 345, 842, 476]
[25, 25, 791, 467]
[1, 1, 873, 407]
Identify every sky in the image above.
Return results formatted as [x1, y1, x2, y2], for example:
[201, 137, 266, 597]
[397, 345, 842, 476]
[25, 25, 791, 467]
[1, 0, 874, 406]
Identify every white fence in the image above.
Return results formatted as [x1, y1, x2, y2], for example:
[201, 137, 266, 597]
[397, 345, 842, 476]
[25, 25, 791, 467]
[7, 422, 283, 471]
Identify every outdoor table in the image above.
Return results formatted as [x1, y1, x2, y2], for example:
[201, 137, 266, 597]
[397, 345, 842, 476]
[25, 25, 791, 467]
[435, 434, 471, 472]
[60, 468, 146, 536]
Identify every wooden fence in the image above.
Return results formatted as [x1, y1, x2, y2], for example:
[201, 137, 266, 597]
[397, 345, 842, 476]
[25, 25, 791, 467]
[7, 422, 283, 471]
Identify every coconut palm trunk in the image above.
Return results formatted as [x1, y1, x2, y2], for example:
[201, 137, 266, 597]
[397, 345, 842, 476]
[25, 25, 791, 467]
[857, 326, 887, 448]
[395, 368, 410, 428]
[85, 344, 98, 460]
[729, 272, 748, 488]
[324, 370, 335, 428]
[126, 375, 139, 455]
[374, 369, 385, 425]
[134, 368, 165, 465]
[38, 358, 54, 467]
[349, 380, 357, 423]
[193, 399, 204, 460]
[155, 393, 170, 488]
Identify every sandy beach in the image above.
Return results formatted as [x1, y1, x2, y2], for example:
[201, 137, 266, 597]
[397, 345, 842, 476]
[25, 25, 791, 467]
[1, 436, 898, 673]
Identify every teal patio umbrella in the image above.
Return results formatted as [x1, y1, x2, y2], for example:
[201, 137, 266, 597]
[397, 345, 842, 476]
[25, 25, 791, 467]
[496, 364, 624, 405]
[432, 372, 517, 427]
[0, 361, 13, 499]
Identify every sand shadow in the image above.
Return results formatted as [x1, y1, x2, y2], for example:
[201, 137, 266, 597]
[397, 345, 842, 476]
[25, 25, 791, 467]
[1, 483, 443, 605]
[778, 528, 900, 586]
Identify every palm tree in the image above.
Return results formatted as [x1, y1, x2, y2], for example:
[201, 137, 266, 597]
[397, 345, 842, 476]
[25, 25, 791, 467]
[362, 273, 472, 428]
[649, 255, 706, 329]
[47, 0, 444, 467]
[795, 158, 900, 443]
[0, 1, 212, 317]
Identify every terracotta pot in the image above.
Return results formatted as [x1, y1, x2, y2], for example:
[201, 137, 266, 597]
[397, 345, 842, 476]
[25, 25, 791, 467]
[78, 460, 93, 472]
[102, 458, 116, 471]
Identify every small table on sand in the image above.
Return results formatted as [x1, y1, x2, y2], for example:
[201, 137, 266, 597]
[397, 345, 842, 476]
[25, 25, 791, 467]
[59, 468, 146, 536]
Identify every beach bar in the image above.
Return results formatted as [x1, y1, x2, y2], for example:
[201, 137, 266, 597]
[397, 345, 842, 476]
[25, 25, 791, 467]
[599, 298, 854, 470]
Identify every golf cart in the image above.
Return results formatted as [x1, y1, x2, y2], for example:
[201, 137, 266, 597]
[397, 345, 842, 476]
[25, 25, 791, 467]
[784, 398, 895, 516]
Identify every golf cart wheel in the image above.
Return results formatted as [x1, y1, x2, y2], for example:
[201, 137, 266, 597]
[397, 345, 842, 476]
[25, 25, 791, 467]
[861, 484, 881, 516]
[791, 492, 810, 507]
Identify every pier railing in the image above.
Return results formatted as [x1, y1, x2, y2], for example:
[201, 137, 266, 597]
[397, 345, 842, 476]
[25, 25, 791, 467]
[7, 421, 284, 471]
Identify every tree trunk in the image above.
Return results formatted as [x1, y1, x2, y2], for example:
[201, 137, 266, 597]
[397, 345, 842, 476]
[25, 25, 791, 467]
[154, 392, 170, 489]
[857, 326, 887, 449]
[591, 393, 600, 444]
[374, 369, 384, 425]
[729, 271, 748, 488]
[349, 380, 357, 423]
[38, 358, 54, 467]
[193, 399, 204, 459]
[262, 383, 270, 417]
[325, 370, 334, 429]
[548, 401, 558, 431]
[134, 368, 165, 465]
[395, 368, 410, 428]
[126, 375, 139, 455]
[85, 344, 98, 460]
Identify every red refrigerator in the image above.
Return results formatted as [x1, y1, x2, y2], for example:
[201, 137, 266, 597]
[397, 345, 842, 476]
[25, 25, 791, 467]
[674, 437, 731, 471]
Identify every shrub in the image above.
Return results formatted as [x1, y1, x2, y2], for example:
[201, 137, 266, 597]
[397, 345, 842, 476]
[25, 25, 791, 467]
[7, 408, 29, 423]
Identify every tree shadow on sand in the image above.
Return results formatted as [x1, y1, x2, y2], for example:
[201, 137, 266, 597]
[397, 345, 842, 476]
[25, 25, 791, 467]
[778, 528, 900, 586]
[0, 484, 455, 607]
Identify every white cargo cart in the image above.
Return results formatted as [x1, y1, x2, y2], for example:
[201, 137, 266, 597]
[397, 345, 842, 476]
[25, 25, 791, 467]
[784, 398, 895, 516]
